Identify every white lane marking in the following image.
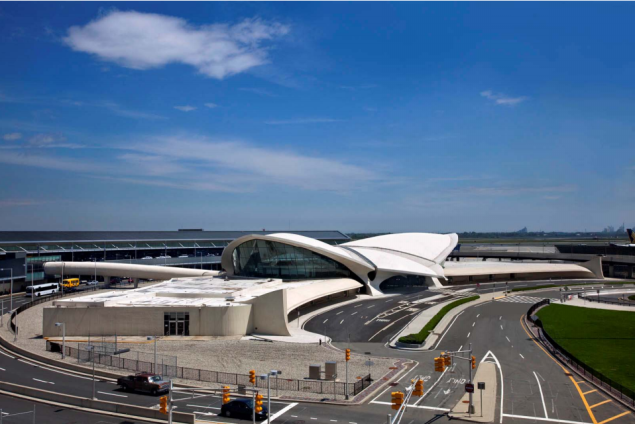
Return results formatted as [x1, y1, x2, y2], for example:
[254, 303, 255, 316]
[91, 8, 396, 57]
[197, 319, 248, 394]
[351, 312, 358, 316]
[502, 414, 591, 424]
[506, 336, 511, 343]
[519, 353, 525, 359]
[350, 422, 357, 424]
[311, 418, 317, 420]
[370, 360, 420, 403]
[534, 371, 548, 418]
[187, 404, 220, 410]
[17, 359, 94, 380]
[323, 319, 328, 324]
[354, 304, 362, 308]
[480, 351, 503, 424]
[500, 325, 503, 330]
[336, 311, 344, 315]
[0, 367, 5, 371]
[331, 420, 338, 422]
[458, 345, 463, 351]
[467, 332, 471, 338]
[269, 402, 298, 422]
[32, 378, 54, 384]
[499, 316, 502, 320]
[291, 416, 298, 418]
[371, 401, 450, 412]
[340, 319, 344, 325]
[0, 350, 15, 359]
[472, 322, 475, 327]
[434, 311, 464, 349]
[98, 391, 128, 398]
[476, 314, 480, 318]
[515, 284, 527, 287]
[367, 305, 375, 309]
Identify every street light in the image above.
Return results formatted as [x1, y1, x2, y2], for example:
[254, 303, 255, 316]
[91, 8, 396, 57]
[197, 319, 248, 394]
[0, 268, 13, 312]
[86, 345, 97, 399]
[260, 371, 277, 424]
[55, 322, 65, 359]
[147, 336, 158, 374]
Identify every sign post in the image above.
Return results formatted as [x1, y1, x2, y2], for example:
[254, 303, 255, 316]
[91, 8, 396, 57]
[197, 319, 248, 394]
[478, 382, 485, 417]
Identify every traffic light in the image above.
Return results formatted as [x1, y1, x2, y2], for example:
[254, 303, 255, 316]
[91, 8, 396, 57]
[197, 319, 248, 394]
[444, 355, 452, 367]
[471, 355, 476, 369]
[159, 395, 168, 415]
[391, 391, 404, 410]
[413, 379, 424, 397]
[255, 393, 264, 412]
[434, 357, 445, 372]
[249, 369, 256, 385]
[222, 386, 231, 404]
[345, 348, 351, 361]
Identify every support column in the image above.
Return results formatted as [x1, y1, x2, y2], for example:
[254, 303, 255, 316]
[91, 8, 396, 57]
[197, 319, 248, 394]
[628, 266, 634, 279]
[133, 278, 140, 289]
[608, 265, 615, 278]
[103, 275, 111, 288]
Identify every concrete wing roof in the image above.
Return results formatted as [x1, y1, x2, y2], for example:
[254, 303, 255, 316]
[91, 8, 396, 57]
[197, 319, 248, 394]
[346, 246, 443, 277]
[443, 261, 594, 277]
[341, 232, 459, 264]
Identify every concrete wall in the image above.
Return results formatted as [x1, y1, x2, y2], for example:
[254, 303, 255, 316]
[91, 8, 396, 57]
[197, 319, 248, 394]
[43, 304, 254, 337]
[247, 289, 290, 336]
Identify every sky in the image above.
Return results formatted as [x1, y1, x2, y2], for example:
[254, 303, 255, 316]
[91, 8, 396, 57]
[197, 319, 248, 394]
[1, 2, 634, 233]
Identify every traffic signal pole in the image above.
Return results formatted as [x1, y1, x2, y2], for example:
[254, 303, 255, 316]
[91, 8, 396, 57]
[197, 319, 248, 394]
[468, 343, 473, 417]
[168, 380, 173, 424]
[434, 347, 476, 416]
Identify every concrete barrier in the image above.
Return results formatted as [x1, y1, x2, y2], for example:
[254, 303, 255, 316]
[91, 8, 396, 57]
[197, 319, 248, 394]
[0, 381, 195, 423]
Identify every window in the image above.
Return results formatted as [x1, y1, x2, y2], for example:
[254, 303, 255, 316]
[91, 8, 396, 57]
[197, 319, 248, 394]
[232, 240, 355, 280]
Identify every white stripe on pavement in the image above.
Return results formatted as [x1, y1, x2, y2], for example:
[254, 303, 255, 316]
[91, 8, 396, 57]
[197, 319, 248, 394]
[269, 402, 298, 422]
[98, 391, 128, 398]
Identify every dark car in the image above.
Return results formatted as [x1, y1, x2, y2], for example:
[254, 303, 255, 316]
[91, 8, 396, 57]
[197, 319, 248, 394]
[116, 373, 170, 395]
[220, 399, 268, 421]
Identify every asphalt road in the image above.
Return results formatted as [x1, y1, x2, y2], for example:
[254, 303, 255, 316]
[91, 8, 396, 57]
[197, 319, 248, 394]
[1, 279, 634, 424]
[304, 287, 472, 344]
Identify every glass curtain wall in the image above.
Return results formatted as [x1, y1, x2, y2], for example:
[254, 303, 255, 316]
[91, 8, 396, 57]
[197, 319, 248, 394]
[232, 240, 354, 280]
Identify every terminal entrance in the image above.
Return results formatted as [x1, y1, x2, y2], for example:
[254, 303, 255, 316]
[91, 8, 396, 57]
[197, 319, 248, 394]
[379, 275, 430, 293]
[164, 312, 190, 336]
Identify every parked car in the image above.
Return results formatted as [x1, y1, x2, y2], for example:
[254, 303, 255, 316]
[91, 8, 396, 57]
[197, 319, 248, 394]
[141, 256, 153, 260]
[220, 399, 268, 421]
[179, 254, 188, 258]
[116, 373, 169, 395]
[86, 280, 99, 286]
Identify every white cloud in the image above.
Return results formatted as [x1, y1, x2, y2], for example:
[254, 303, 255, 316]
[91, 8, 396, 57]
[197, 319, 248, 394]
[0, 199, 45, 208]
[3, 132, 22, 141]
[480, 90, 528, 106]
[64, 11, 289, 79]
[264, 118, 342, 125]
[239, 87, 277, 97]
[123, 135, 376, 192]
[204, 103, 218, 108]
[174, 105, 197, 112]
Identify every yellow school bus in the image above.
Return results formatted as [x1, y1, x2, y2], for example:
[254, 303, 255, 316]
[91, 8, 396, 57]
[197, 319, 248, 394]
[61, 278, 80, 289]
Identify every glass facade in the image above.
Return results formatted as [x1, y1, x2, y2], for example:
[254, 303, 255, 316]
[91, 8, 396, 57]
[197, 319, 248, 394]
[379, 275, 428, 291]
[232, 239, 355, 280]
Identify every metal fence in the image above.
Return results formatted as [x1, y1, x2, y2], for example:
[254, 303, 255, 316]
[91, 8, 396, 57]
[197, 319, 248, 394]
[578, 294, 635, 307]
[48, 342, 370, 396]
[526, 301, 635, 408]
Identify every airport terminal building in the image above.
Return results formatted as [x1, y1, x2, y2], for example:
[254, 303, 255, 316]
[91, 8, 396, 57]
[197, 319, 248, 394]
[42, 232, 601, 338]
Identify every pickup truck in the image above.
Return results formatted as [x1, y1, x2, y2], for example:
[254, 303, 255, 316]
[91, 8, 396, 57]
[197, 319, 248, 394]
[116, 373, 170, 395]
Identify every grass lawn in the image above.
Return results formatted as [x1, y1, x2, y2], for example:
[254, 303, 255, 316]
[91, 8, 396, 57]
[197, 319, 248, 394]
[537, 304, 635, 392]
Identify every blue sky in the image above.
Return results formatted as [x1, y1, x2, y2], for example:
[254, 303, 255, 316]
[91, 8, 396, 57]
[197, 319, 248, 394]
[1, 2, 634, 232]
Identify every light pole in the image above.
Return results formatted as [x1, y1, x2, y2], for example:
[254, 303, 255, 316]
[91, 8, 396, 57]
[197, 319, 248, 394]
[0, 268, 13, 312]
[93, 259, 97, 283]
[197, 252, 203, 269]
[55, 322, 65, 359]
[87, 345, 97, 399]
[147, 336, 158, 374]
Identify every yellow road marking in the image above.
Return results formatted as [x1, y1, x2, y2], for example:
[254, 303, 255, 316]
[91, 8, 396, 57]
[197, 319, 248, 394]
[576, 380, 586, 384]
[583, 389, 597, 395]
[519, 315, 598, 424]
[597, 412, 631, 424]
[590, 400, 612, 409]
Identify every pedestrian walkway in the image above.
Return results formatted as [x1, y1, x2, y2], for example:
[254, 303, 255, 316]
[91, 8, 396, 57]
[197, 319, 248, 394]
[495, 295, 547, 304]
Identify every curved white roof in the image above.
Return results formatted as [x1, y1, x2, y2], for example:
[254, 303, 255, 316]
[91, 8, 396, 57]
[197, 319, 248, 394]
[342, 232, 458, 264]
[348, 246, 441, 277]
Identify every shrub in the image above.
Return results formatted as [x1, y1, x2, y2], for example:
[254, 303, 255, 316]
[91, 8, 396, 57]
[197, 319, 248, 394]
[398, 295, 480, 345]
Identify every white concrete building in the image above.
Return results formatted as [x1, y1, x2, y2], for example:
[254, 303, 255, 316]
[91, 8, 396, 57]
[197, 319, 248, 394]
[43, 232, 601, 338]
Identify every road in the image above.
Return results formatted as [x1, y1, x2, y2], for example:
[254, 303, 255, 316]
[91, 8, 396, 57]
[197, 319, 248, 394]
[0, 279, 633, 424]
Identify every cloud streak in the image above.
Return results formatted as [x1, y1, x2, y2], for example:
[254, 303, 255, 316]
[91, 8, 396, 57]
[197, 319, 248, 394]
[64, 11, 289, 79]
[480, 90, 528, 106]
[174, 105, 197, 112]
[3, 132, 22, 141]
[264, 118, 342, 125]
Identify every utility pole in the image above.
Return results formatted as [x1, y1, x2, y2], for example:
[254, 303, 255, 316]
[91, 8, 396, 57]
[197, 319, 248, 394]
[168, 380, 173, 424]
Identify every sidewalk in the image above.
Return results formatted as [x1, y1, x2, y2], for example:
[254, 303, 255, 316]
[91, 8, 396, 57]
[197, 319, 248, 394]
[448, 362, 497, 423]
[560, 296, 635, 311]
[390, 291, 508, 351]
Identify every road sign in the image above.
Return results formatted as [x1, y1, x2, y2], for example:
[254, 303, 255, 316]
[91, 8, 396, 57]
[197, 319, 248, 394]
[465, 383, 474, 393]
[478, 382, 485, 390]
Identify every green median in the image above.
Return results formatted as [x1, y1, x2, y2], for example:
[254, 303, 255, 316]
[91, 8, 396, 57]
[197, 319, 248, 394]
[398, 295, 480, 345]
[537, 304, 635, 393]
[629, 294, 635, 301]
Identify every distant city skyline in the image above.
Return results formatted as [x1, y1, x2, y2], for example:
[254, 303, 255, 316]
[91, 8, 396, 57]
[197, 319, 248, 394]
[1, 2, 634, 232]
